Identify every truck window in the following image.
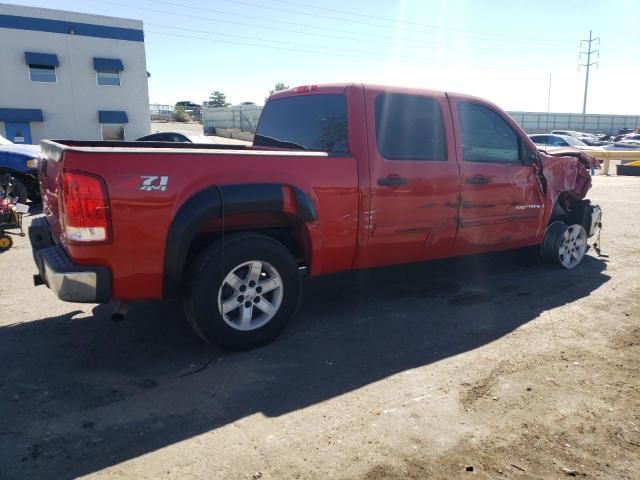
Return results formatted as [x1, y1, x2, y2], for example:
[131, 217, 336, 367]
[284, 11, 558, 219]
[254, 94, 348, 153]
[375, 93, 446, 161]
[458, 102, 520, 164]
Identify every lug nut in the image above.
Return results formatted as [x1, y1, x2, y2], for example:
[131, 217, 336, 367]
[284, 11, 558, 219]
[239, 285, 247, 292]
[248, 281, 256, 288]
[256, 286, 262, 293]
[244, 301, 251, 308]
[237, 296, 244, 302]
[254, 297, 261, 303]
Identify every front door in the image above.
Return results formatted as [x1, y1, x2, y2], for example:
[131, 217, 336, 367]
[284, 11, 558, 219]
[5, 122, 32, 144]
[354, 89, 460, 268]
[450, 98, 544, 253]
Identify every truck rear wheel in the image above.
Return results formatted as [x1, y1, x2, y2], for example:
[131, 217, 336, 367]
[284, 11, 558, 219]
[542, 222, 588, 269]
[183, 233, 301, 350]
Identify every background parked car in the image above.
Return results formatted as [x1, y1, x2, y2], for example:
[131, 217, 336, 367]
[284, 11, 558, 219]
[136, 131, 216, 143]
[0, 134, 39, 202]
[614, 134, 640, 148]
[529, 134, 602, 151]
[550, 130, 606, 146]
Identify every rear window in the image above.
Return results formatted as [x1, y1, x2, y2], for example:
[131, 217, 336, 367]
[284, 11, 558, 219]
[375, 93, 446, 161]
[254, 94, 348, 153]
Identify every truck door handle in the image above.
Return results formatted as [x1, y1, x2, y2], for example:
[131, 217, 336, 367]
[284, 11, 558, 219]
[464, 175, 490, 185]
[377, 176, 407, 186]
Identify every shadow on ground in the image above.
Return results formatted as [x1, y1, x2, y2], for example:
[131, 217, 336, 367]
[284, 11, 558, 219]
[0, 251, 609, 479]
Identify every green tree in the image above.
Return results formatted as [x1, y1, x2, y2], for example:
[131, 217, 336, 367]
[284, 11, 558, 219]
[208, 90, 230, 107]
[172, 106, 191, 122]
[269, 82, 289, 96]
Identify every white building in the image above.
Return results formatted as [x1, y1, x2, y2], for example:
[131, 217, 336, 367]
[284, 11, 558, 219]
[0, 3, 150, 144]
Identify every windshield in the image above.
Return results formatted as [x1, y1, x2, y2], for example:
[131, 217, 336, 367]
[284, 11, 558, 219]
[563, 135, 587, 147]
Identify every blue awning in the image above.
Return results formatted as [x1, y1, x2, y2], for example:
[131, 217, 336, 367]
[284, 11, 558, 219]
[0, 108, 44, 122]
[25, 52, 59, 67]
[98, 110, 128, 123]
[93, 57, 124, 71]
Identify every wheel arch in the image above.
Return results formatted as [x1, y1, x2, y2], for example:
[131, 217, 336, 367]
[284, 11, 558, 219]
[162, 183, 317, 298]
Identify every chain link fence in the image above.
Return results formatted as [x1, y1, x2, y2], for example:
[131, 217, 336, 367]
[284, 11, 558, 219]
[150, 104, 202, 122]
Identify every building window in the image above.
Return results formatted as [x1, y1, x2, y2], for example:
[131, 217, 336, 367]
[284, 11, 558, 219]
[28, 64, 56, 83]
[97, 70, 121, 86]
[93, 58, 124, 86]
[25, 52, 59, 83]
[101, 124, 125, 140]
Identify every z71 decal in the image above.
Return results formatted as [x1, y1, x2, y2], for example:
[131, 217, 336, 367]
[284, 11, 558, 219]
[140, 176, 169, 192]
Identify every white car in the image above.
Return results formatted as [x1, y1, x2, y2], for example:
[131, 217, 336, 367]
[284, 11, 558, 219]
[529, 134, 602, 152]
[135, 131, 216, 143]
[614, 134, 640, 148]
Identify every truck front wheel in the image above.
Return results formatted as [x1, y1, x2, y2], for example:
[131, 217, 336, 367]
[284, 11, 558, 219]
[542, 222, 588, 269]
[183, 233, 301, 350]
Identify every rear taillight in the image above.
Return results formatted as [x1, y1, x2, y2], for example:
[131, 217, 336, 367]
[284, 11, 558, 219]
[61, 171, 110, 243]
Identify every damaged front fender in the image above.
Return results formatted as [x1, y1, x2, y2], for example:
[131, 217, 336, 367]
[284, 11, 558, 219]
[539, 148, 599, 201]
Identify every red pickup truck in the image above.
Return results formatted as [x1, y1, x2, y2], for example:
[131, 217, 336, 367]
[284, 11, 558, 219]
[29, 83, 601, 350]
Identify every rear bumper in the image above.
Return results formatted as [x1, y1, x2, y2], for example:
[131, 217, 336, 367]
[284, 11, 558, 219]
[29, 216, 111, 303]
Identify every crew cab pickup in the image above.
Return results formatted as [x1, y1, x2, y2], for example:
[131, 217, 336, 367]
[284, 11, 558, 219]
[30, 83, 602, 350]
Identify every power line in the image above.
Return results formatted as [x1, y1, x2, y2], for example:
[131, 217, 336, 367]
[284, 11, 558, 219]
[144, 28, 543, 70]
[146, 22, 566, 66]
[579, 30, 600, 114]
[221, 0, 574, 46]
[92, 0, 567, 61]
[139, 0, 570, 49]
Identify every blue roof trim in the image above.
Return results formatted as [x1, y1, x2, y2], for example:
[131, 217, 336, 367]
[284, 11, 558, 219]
[93, 57, 124, 71]
[99, 111, 128, 123]
[0, 14, 144, 42]
[0, 108, 44, 122]
[25, 52, 59, 67]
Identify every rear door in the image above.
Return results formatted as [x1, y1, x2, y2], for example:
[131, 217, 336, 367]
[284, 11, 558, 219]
[355, 89, 460, 267]
[450, 98, 544, 252]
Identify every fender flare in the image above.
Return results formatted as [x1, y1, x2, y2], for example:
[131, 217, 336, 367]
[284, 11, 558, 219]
[162, 183, 317, 298]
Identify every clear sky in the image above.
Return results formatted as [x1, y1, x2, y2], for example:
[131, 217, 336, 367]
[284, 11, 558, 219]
[9, 0, 640, 113]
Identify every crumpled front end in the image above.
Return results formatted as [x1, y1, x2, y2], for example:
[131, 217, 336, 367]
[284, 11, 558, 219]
[540, 149, 603, 245]
[540, 149, 599, 201]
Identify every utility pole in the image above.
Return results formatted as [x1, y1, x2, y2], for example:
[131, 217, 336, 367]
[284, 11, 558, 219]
[579, 30, 599, 114]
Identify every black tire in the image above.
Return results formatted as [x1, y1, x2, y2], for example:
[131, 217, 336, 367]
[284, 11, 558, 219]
[0, 234, 13, 252]
[10, 177, 28, 204]
[542, 222, 587, 269]
[183, 233, 301, 350]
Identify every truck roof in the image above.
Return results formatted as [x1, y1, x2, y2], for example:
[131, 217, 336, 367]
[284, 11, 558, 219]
[269, 82, 500, 110]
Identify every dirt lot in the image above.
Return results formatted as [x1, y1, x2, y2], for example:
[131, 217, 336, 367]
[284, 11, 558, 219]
[1, 176, 638, 479]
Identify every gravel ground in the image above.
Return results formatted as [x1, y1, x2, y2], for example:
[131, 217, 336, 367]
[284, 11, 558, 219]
[0, 176, 638, 479]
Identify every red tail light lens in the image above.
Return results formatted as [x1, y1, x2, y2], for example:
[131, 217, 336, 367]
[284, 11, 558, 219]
[61, 171, 110, 243]
[293, 85, 318, 93]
